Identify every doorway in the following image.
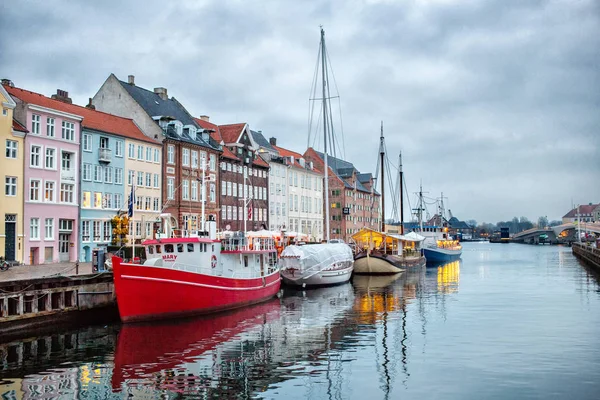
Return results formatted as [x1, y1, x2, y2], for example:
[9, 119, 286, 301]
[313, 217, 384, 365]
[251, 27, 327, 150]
[4, 214, 16, 261]
[59, 233, 70, 262]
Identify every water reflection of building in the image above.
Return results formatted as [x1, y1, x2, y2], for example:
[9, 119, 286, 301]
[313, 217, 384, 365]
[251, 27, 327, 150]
[0, 326, 118, 398]
[436, 260, 461, 294]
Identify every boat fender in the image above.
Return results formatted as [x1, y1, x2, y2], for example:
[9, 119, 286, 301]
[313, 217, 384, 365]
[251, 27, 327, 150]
[211, 255, 217, 268]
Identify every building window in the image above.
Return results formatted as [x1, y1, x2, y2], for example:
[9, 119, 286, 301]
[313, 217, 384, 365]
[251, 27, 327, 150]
[128, 170, 134, 185]
[30, 145, 41, 167]
[128, 143, 135, 158]
[222, 207, 226, 221]
[114, 193, 122, 209]
[103, 221, 112, 242]
[82, 191, 91, 208]
[145, 172, 152, 187]
[115, 168, 123, 184]
[167, 177, 175, 200]
[5, 176, 17, 196]
[153, 173, 159, 188]
[210, 183, 215, 202]
[82, 163, 92, 181]
[137, 145, 143, 160]
[191, 180, 198, 201]
[45, 148, 55, 169]
[145, 197, 151, 210]
[182, 148, 190, 166]
[135, 195, 143, 210]
[81, 220, 90, 242]
[31, 114, 40, 134]
[94, 192, 102, 208]
[5, 140, 17, 159]
[30, 179, 41, 201]
[137, 171, 144, 187]
[154, 148, 160, 163]
[61, 121, 75, 141]
[210, 154, 216, 171]
[44, 218, 54, 240]
[94, 165, 102, 182]
[167, 145, 175, 164]
[115, 140, 123, 157]
[153, 197, 159, 211]
[82, 133, 92, 151]
[93, 221, 102, 242]
[44, 181, 55, 202]
[182, 179, 189, 200]
[61, 152, 73, 171]
[146, 147, 152, 162]
[30, 218, 40, 240]
[191, 150, 198, 168]
[60, 183, 74, 203]
[59, 219, 73, 232]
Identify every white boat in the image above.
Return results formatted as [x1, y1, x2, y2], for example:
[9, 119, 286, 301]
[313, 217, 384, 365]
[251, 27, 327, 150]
[280, 243, 354, 286]
[280, 27, 354, 287]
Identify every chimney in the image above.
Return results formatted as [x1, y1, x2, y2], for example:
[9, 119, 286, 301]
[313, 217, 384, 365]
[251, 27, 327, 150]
[51, 89, 72, 104]
[199, 115, 210, 122]
[128, 75, 135, 85]
[269, 137, 277, 146]
[1, 78, 14, 87]
[154, 87, 168, 100]
[86, 98, 95, 110]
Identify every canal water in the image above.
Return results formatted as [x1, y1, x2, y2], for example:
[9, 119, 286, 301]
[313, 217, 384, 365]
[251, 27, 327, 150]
[1, 243, 599, 399]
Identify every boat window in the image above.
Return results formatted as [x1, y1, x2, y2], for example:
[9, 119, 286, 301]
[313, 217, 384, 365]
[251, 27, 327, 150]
[212, 244, 215, 252]
[155, 245, 162, 254]
[177, 244, 184, 253]
[165, 244, 174, 253]
[244, 256, 249, 267]
[147, 246, 154, 255]
[204, 243, 208, 252]
[187, 243, 195, 252]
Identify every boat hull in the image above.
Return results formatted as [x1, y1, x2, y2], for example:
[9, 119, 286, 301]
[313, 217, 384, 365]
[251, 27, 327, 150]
[112, 257, 281, 323]
[281, 264, 353, 287]
[423, 247, 462, 264]
[353, 253, 425, 275]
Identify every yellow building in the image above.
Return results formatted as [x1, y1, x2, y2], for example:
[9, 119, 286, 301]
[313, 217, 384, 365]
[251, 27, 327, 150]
[0, 83, 26, 262]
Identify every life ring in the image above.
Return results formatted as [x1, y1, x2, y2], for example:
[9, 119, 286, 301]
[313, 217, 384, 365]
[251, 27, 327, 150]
[211, 255, 217, 268]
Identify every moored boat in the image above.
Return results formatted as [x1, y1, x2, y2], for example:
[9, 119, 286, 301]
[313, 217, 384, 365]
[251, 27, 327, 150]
[279, 243, 354, 287]
[112, 216, 281, 323]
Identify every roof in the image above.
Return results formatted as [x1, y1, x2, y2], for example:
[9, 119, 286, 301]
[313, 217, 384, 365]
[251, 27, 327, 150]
[5, 85, 159, 145]
[12, 118, 28, 133]
[251, 130, 276, 152]
[253, 154, 269, 168]
[272, 144, 322, 174]
[357, 173, 372, 183]
[194, 117, 221, 140]
[563, 204, 600, 218]
[218, 123, 246, 144]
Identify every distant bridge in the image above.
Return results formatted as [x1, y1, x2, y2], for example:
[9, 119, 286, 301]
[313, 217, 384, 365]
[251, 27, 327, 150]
[511, 222, 600, 244]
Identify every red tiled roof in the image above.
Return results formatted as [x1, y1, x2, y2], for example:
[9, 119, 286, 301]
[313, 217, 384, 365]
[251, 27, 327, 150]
[218, 123, 246, 144]
[272, 144, 321, 173]
[194, 117, 222, 141]
[563, 204, 600, 218]
[253, 155, 269, 168]
[4, 85, 159, 145]
[222, 146, 239, 160]
[12, 118, 28, 133]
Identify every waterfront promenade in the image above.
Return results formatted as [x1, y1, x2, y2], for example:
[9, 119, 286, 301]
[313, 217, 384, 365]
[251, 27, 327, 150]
[0, 262, 94, 283]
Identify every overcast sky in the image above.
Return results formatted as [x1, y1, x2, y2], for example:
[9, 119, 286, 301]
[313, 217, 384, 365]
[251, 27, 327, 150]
[1, 0, 598, 224]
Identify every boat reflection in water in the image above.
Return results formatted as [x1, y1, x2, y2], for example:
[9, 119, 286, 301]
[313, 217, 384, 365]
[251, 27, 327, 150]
[434, 260, 461, 294]
[352, 267, 424, 399]
[111, 298, 281, 396]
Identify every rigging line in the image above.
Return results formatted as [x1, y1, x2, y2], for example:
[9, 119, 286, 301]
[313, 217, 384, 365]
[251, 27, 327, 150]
[403, 177, 412, 224]
[325, 45, 346, 159]
[307, 39, 322, 150]
[385, 156, 398, 222]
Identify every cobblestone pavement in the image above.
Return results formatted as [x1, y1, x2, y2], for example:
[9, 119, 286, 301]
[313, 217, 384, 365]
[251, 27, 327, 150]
[0, 262, 104, 282]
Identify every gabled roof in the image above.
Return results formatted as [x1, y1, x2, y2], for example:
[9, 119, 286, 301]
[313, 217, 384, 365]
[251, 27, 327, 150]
[251, 130, 276, 152]
[194, 117, 221, 140]
[563, 204, 600, 218]
[12, 118, 28, 133]
[219, 123, 246, 144]
[253, 154, 269, 168]
[272, 144, 321, 173]
[309, 149, 377, 195]
[5, 85, 159, 145]
[357, 173, 372, 183]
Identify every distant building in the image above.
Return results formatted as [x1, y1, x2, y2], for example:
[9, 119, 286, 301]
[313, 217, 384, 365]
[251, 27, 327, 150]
[562, 203, 599, 224]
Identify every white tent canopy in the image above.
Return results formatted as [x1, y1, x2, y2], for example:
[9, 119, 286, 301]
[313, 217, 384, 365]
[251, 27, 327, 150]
[391, 232, 426, 242]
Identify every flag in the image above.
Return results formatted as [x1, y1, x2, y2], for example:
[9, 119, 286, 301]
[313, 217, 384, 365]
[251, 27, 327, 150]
[128, 185, 135, 218]
[248, 203, 253, 220]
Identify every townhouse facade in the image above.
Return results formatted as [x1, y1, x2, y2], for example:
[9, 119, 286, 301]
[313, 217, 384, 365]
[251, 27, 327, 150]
[214, 124, 269, 231]
[0, 82, 26, 262]
[304, 148, 380, 243]
[8, 86, 81, 264]
[93, 74, 220, 232]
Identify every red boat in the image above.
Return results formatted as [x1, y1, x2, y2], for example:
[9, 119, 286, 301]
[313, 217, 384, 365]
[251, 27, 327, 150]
[112, 217, 281, 323]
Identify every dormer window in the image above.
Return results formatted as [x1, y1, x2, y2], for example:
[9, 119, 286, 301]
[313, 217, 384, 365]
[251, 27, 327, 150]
[174, 121, 183, 135]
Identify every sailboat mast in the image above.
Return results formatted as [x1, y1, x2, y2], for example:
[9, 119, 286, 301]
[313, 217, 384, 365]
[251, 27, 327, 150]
[419, 183, 423, 232]
[399, 152, 404, 235]
[321, 27, 330, 242]
[380, 121, 385, 232]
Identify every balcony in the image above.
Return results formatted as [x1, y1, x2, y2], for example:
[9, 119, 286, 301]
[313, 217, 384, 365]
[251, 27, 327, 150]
[99, 148, 112, 163]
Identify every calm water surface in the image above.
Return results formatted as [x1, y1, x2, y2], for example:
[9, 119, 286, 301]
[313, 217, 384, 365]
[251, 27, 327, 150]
[1, 243, 599, 399]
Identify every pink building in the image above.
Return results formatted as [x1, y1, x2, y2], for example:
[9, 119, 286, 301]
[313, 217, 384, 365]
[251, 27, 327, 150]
[8, 86, 81, 264]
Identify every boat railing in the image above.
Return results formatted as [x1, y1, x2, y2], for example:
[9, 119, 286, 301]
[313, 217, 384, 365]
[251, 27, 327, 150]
[171, 229, 211, 239]
[168, 261, 221, 276]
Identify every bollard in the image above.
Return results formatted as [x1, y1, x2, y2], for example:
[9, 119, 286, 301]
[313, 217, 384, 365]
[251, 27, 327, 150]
[76, 261, 79, 275]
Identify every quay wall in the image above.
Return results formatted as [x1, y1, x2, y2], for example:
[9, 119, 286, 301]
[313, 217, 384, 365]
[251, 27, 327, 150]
[0, 273, 117, 338]
[572, 243, 600, 270]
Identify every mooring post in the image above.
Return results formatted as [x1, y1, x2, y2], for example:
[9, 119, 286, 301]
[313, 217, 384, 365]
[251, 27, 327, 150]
[75, 261, 79, 275]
